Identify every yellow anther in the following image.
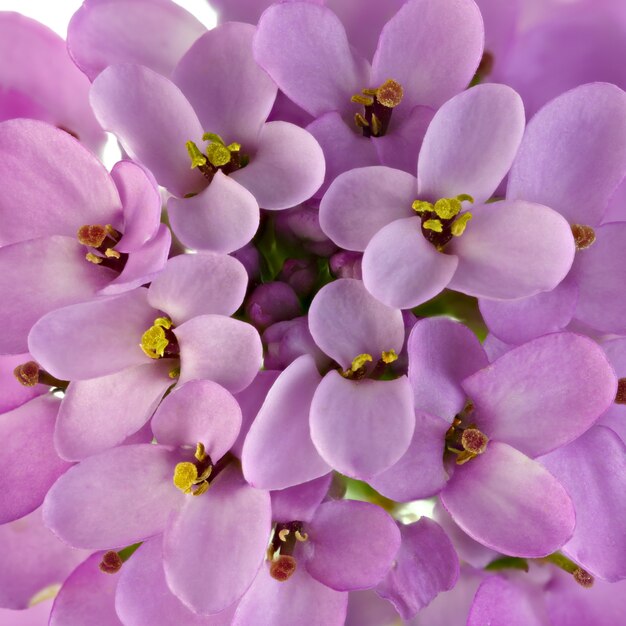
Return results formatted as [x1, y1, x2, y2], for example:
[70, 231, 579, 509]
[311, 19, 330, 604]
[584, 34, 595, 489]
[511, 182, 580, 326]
[104, 248, 121, 259]
[370, 114, 382, 136]
[423, 219, 443, 233]
[278, 528, 290, 542]
[362, 88, 378, 96]
[202, 132, 224, 144]
[154, 317, 172, 330]
[433, 198, 461, 220]
[456, 194, 474, 204]
[227, 142, 241, 152]
[85, 252, 102, 264]
[351, 353, 373, 372]
[140, 323, 169, 359]
[173, 462, 198, 494]
[168, 366, 180, 379]
[376, 79, 404, 108]
[354, 113, 369, 128]
[351, 94, 375, 106]
[186, 140, 207, 169]
[451, 212, 473, 237]
[295, 530, 308, 542]
[206, 142, 232, 167]
[197, 465, 213, 482]
[412, 200, 433, 214]
[381, 350, 398, 364]
[195, 442, 206, 462]
[193, 481, 210, 496]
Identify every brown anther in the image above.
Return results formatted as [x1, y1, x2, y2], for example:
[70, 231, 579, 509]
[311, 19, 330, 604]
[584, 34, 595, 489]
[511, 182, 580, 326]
[461, 428, 489, 455]
[105, 248, 121, 259]
[99, 551, 123, 574]
[376, 79, 404, 108]
[269, 554, 297, 582]
[354, 112, 370, 128]
[571, 224, 596, 250]
[278, 528, 290, 542]
[13, 361, 40, 387]
[615, 378, 626, 404]
[573, 568, 594, 588]
[85, 252, 103, 264]
[77, 224, 107, 248]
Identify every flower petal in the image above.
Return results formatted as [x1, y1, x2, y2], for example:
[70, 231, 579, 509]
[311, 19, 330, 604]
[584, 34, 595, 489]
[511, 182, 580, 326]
[462, 332, 617, 457]
[441, 442, 575, 557]
[270, 474, 333, 524]
[310, 371, 414, 480]
[417, 84, 525, 203]
[0, 353, 45, 413]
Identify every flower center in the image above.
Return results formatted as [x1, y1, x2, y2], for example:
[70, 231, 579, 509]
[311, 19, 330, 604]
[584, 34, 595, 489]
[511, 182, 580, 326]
[571, 224, 596, 250]
[412, 195, 474, 250]
[140, 317, 179, 362]
[172, 442, 214, 496]
[352, 79, 404, 138]
[267, 520, 309, 582]
[186, 132, 248, 188]
[77, 224, 127, 272]
[340, 350, 398, 381]
[445, 402, 489, 465]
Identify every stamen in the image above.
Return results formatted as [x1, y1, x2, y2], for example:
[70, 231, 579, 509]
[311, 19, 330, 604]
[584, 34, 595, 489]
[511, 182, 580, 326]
[269, 555, 297, 582]
[195, 442, 207, 462]
[571, 224, 596, 250]
[99, 551, 123, 574]
[13, 361, 39, 387]
[294, 530, 308, 542]
[173, 462, 198, 494]
[206, 142, 232, 167]
[168, 366, 180, 379]
[544, 552, 594, 588]
[354, 113, 370, 128]
[376, 79, 404, 108]
[104, 248, 121, 259]
[350, 353, 373, 372]
[85, 252, 103, 264]
[140, 318, 175, 359]
[573, 568, 594, 588]
[423, 219, 443, 233]
[351, 94, 375, 106]
[433, 198, 461, 220]
[412, 200, 433, 214]
[186, 141, 207, 169]
[381, 350, 398, 364]
[461, 428, 489, 455]
[451, 213, 473, 237]
[615, 378, 626, 404]
[278, 528, 290, 542]
[77, 224, 107, 248]
[370, 114, 382, 137]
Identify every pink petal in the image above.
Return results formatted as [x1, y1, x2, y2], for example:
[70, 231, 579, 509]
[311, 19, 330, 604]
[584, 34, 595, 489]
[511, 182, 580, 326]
[270, 474, 332, 524]
[0, 353, 46, 413]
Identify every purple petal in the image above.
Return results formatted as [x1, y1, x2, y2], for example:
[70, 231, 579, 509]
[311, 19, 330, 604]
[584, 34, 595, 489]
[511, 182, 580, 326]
[598, 337, 626, 441]
[446, 200, 575, 299]
[270, 474, 332, 524]
[310, 371, 414, 480]
[375, 517, 459, 620]
[55, 361, 171, 461]
[0, 119, 120, 246]
[28, 288, 155, 381]
[306, 500, 400, 591]
[345, 590, 400, 626]
[462, 332, 617, 457]
[408, 317, 488, 421]
[148, 253, 248, 323]
[0, 507, 88, 610]
[152, 379, 241, 459]
[507, 83, 626, 225]
[90, 64, 204, 197]
[173, 23, 276, 147]
[163, 467, 271, 615]
[0, 396, 69, 524]
[68, 0, 206, 80]
[441, 442, 575, 557]
[479, 275, 578, 344]
[230, 121, 324, 209]
[417, 84, 525, 203]
[541, 426, 626, 582]
[362, 217, 458, 309]
[242, 356, 330, 490]
[116, 537, 235, 626]
[369, 410, 449, 502]
[0, 353, 45, 413]
[308, 278, 404, 369]
[49, 553, 122, 626]
[253, 2, 368, 117]
[232, 561, 348, 626]
[43, 444, 184, 548]
[319, 166, 416, 251]
[167, 172, 260, 253]
[175, 315, 262, 393]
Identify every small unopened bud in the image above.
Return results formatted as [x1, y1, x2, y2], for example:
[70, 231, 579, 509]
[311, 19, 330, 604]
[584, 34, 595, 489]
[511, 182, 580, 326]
[13, 361, 39, 387]
[245, 282, 301, 331]
[571, 224, 596, 250]
[330, 251, 362, 280]
[279, 258, 317, 298]
[573, 568, 594, 588]
[461, 428, 489, 455]
[99, 551, 123, 574]
[77, 224, 107, 248]
[615, 378, 626, 404]
[269, 555, 297, 582]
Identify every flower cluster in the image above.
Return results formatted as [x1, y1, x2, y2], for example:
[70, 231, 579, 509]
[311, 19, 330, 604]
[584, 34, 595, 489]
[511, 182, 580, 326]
[1, 0, 626, 624]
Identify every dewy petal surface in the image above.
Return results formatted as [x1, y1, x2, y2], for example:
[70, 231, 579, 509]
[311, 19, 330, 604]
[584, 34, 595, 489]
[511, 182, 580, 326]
[541, 426, 626, 582]
[175, 314, 262, 392]
[173, 23, 277, 147]
[462, 332, 617, 457]
[308, 278, 404, 370]
[91, 64, 205, 197]
[163, 467, 271, 615]
[310, 371, 414, 479]
[408, 317, 488, 421]
[362, 217, 459, 309]
[68, 0, 206, 80]
[306, 500, 401, 591]
[43, 444, 184, 549]
[446, 200, 575, 300]
[242, 355, 330, 490]
[167, 171, 260, 253]
[253, 2, 368, 118]
[230, 121, 325, 210]
[417, 84, 525, 204]
[441, 442, 575, 557]
[0, 119, 120, 246]
[319, 166, 416, 251]
[147, 253, 248, 323]
[28, 288, 155, 381]
[372, 0, 484, 109]
[507, 82, 626, 225]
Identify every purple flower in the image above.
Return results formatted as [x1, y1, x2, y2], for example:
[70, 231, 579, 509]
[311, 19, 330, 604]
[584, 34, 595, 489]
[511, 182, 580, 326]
[90, 23, 325, 253]
[320, 83, 574, 308]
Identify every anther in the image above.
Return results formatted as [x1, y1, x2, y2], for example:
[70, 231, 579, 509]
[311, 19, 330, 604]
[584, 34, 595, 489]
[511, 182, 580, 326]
[461, 428, 489, 455]
[370, 114, 382, 137]
[13, 361, 39, 387]
[381, 350, 398, 364]
[351, 94, 375, 106]
[269, 555, 297, 582]
[376, 79, 404, 108]
[105, 248, 121, 259]
[615, 378, 626, 404]
[195, 442, 207, 462]
[99, 551, 123, 574]
[85, 252, 103, 264]
[350, 353, 373, 372]
[173, 462, 198, 494]
[278, 529, 290, 542]
[186, 141, 207, 169]
[77, 224, 107, 248]
[573, 568, 594, 588]
[423, 219, 443, 233]
[354, 113, 369, 128]
[571, 224, 596, 250]
[295, 530, 308, 542]
[451, 213, 473, 237]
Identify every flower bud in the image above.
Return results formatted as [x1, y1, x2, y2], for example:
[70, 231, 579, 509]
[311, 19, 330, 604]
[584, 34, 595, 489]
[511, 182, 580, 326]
[330, 251, 363, 279]
[279, 258, 318, 298]
[245, 282, 301, 331]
